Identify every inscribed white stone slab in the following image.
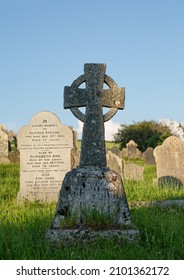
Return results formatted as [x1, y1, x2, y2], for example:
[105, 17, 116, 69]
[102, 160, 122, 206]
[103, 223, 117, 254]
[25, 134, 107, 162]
[17, 111, 73, 202]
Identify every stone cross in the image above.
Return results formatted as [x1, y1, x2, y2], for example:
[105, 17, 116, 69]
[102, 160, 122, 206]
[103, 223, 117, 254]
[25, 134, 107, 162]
[64, 63, 125, 167]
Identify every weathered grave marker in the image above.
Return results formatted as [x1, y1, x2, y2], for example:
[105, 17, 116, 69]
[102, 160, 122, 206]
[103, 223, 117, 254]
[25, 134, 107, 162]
[49, 64, 138, 241]
[124, 163, 144, 181]
[142, 147, 156, 165]
[17, 111, 73, 202]
[126, 140, 142, 158]
[110, 146, 121, 156]
[106, 150, 124, 176]
[154, 136, 184, 187]
[0, 124, 8, 158]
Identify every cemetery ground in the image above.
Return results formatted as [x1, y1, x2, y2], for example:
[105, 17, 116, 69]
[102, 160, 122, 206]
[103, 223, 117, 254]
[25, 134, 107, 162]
[1, 163, 184, 260]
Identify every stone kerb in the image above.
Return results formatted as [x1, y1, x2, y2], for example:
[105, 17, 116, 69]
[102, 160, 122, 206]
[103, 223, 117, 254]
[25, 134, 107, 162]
[17, 111, 73, 202]
[154, 136, 184, 187]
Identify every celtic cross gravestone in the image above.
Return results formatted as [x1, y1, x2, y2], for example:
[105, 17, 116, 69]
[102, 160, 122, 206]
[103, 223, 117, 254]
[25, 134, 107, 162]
[64, 63, 124, 167]
[49, 64, 138, 241]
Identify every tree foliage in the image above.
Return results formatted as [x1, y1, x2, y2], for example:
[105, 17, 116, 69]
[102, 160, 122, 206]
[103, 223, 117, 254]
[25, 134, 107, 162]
[114, 120, 173, 152]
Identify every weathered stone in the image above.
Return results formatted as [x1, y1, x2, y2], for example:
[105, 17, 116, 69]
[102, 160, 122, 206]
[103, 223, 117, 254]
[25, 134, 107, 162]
[0, 124, 7, 133]
[106, 150, 124, 176]
[71, 148, 80, 169]
[8, 130, 17, 142]
[126, 140, 141, 158]
[51, 167, 131, 228]
[135, 148, 142, 158]
[124, 163, 144, 181]
[142, 147, 156, 165]
[0, 126, 8, 158]
[110, 146, 121, 156]
[154, 136, 184, 187]
[8, 148, 20, 164]
[129, 199, 184, 209]
[8, 130, 17, 151]
[0, 157, 10, 164]
[47, 228, 139, 243]
[50, 64, 137, 240]
[64, 63, 125, 167]
[120, 148, 127, 158]
[17, 111, 73, 202]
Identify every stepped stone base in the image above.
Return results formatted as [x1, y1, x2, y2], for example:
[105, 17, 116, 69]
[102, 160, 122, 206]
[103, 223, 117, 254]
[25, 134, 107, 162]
[48, 166, 139, 242]
[46, 227, 140, 243]
[51, 166, 133, 228]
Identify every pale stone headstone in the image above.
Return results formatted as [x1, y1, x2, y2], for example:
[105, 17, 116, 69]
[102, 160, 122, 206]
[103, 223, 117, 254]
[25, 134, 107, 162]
[126, 140, 141, 158]
[124, 163, 144, 181]
[8, 130, 17, 151]
[142, 147, 156, 165]
[0, 125, 8, 158]
[120, 147, 127, 158]
[106, 150, 124, 176]
[110, 146, 121, 156]
[154, 136, 184, 187]
[135, 148, 142, 158]
[17, 111, 73, 202]
[0, 157, 10, 164]
[8, 148, 20, 164]
[51, 64, 136, 238]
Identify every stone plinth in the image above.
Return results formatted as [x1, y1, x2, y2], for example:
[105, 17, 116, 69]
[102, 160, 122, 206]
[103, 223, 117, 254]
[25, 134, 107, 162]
[52, 166, 131, 229]
[47, 228, 139, 243]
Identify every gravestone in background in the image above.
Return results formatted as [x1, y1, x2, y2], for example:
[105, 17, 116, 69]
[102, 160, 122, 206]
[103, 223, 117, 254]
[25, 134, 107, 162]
[106, 150, 124, 176]
[120, 147, 127, 158]
[17, 111, 73, 202]
[154, 136, 184, 187]
[0, 124, 8, 158]
[126, 140, 141, 158]
[142, 147, 156, 165]
[110, 146, 121, 156]
[124, 163, 144, 181]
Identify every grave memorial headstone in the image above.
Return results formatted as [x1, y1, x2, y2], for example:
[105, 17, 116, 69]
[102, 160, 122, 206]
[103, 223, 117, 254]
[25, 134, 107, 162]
[120, 147, 127, 158]
[8, 130, 17, 151]
[49, 63, 138, 241]
[110, 146, 121, 156]
[124, 163, 144, 181]
[142, 147, 156, 165]
[17, 111, 73, 202]
[154, 136, 184, 187]
[106, 150, 124, 176]
[0, 124, 8, 158]
[126, 140, 141, 158]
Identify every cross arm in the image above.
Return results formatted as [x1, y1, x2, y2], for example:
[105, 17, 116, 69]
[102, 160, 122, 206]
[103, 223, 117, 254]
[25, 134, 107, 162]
[99, 87, 125, 109]
[64, 86, 88, 108]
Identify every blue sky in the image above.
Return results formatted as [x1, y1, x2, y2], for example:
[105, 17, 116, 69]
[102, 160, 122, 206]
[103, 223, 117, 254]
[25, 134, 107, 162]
[0, 0, 184, 139]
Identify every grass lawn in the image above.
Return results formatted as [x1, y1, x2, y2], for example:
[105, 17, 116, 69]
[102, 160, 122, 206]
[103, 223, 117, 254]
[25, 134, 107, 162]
[0, 163, 184, 260]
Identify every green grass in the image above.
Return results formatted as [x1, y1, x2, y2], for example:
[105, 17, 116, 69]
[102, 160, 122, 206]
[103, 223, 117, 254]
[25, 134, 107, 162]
[0, 164, 184, 260]
[125, 166, 184, 201]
